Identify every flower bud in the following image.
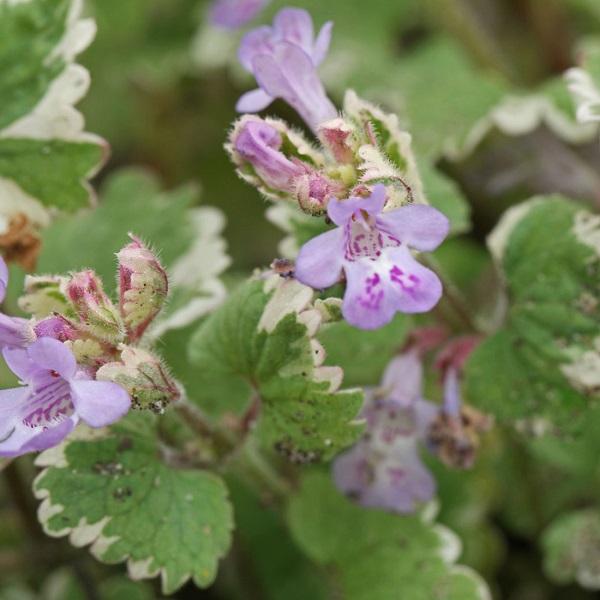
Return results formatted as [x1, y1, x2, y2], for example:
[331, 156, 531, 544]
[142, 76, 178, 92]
[18, 275, 70, 318]
[117, 235, 168, 341]
[230, 117, 305, 194]
[295, 171, 345, 216]
[66, 270, 124, 343]
[96, 346, 180, 413]
[427, 404, 493, 470]
[317, 118, 357, 164]
[34, 315, 78, 343]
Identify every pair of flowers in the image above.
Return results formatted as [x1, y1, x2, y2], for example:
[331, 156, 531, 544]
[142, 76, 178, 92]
[232, 8, 450, 329]
[334, 333, 489, 513]
[0, 258, 130, 457]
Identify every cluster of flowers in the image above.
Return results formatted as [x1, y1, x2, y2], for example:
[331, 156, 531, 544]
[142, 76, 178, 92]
[226, 7, 450, 330]
[0, 5, 488, 518]
[334, 330, 491, 513]
[219, 7, 492, 510]
[0, 236, 179, 457]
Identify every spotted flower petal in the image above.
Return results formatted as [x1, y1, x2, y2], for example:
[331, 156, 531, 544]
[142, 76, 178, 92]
[295, 185, 447, 330]
[327, 185, 386, 226]
[332, 350, 439, 513]
[0, 338, 130, 457]
[341, 247, 442, 329]
[27, 337, 77, 379]
[333, 418, 436, 513]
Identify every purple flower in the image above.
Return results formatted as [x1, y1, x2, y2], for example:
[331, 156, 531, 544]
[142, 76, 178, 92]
[424, 366, 474, 469]
[333, 350, 438, 513]
[235, 119, 304, 190]
[0, 256, 34, 350]
[236, 8, 336, 132]
[295, 185, 449, 330]
[231, 117, 344, 212]
[209, 0, 270, 30]
[0, 338, 130, 457]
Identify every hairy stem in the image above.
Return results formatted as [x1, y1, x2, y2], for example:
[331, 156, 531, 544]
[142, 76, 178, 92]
[233, 441, 291, 503]
[3, 461, 42, 541]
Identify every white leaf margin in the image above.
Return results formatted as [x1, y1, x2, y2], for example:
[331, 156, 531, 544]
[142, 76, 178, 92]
[444, 95, 598, 162]
[258, 273, 347, 394]
[0, 0, 108, 233]
[33, 425, 233, 594]
[150, 206, 231, 337]
[488, 196, 600, 397]
[421, 500, 492, 600]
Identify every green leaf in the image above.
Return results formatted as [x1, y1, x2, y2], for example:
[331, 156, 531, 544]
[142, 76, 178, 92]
[39, 168, 195, 280]
[420, 161, 471, 236]
[542, 509, 600, 589]
[0, 0, 68, 129]
[188, 276, 364, 462]
[287, 471, 491, 600]
[465, 196, 600, 432]
[0, 0, 107, 216]
[0, 138, 105, 212]
[227, 480, 329, 600]
[34, 413, 233, 594]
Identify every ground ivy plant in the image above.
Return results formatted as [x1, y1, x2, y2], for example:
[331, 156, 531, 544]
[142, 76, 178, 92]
[2, 0, 600, 598]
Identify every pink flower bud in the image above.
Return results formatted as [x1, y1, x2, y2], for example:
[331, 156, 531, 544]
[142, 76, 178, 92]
[117, 235, 168, 342]
[295, 171, 345, 215]
[66, 270, 124, 343]
[34, 315, 78, 343]
[318, 118, 356, 164]
[434, 335, 483, 378]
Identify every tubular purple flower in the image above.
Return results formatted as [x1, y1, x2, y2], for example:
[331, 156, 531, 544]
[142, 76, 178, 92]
[0, 338, 130, 457]
[294, 185, 449, 330]
[333, 350, 438, 513]
[231, 116, 345, 212]
[234, 119, 304, 190]
[0, 256, 35, 350]
[236, 8, 336, 132]
[209, 0, 270, 30]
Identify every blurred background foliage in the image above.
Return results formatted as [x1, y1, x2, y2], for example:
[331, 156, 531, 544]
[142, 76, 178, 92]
[78, 0, 600, 269]
[2, 0, 600, 598]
